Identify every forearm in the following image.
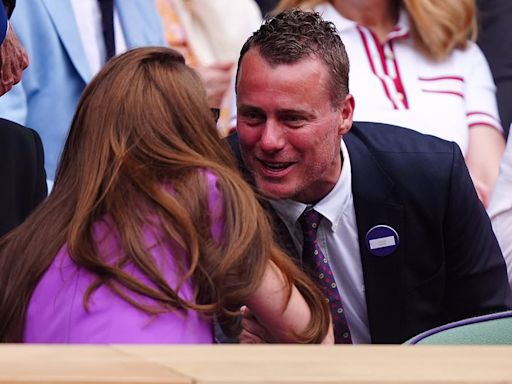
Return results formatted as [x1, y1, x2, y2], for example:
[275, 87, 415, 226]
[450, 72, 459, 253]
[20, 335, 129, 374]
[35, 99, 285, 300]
[245, 261, 313, 343]
[466, 125, 505, 206]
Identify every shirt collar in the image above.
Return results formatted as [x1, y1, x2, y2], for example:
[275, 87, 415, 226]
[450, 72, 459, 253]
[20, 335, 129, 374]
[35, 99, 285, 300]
[388, 9, 410, 40]
[270, 140, 353, 233]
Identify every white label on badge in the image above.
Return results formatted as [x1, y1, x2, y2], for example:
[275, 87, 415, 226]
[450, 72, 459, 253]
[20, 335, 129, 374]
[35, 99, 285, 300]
[369, 236, 396, 250]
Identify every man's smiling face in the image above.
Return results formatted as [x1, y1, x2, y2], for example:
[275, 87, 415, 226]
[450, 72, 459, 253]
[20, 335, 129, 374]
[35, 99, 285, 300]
[236, 49, 353, 203]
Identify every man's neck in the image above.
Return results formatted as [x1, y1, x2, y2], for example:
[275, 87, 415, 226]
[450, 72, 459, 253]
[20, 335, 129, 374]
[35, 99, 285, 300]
[292, 149, 344, 205]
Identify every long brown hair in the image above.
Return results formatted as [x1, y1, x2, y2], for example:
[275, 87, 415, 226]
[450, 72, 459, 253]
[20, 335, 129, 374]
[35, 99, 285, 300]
[0, 47, 329, 342]
[273, 0, 477, 60]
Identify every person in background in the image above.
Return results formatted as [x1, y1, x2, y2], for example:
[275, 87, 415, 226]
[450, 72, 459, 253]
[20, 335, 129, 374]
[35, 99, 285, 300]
[256, 0, 279, 16]
[230, 9, 511, 344]
[477, 0, 512, 138]
[156, 0, 262, 135]
[478, 0, 512, 283]
[0, 0, 46, 238]
[489, 127, 512, 289]
[0, 0, 166, 186]
[0, 47, 332, 344]
[273, 0, 505, 208]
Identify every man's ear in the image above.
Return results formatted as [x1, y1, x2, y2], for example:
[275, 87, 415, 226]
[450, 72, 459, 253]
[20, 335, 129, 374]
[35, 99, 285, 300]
[338, 93, 354, 135]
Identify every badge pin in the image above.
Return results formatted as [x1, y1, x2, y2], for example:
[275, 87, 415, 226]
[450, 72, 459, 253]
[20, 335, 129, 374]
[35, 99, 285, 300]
[365, 225, 399, 257]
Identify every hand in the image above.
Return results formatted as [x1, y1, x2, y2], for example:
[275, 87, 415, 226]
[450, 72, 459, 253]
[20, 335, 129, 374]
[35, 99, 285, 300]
[239, 305, 336, 344]
[0, 24, 29, 96]
[239, 305, 275, 344]
[196, 61, 234, 108]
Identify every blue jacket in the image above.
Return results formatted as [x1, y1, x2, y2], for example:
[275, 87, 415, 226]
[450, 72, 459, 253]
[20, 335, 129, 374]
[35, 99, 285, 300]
[0, 0, 165, 181]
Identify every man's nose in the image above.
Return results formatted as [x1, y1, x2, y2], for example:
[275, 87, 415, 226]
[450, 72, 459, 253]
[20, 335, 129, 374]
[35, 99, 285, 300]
[259, 121, 285, 153]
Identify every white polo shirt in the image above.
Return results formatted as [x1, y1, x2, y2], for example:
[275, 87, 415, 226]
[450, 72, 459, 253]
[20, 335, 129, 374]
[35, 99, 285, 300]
[315, 2, 502, 155]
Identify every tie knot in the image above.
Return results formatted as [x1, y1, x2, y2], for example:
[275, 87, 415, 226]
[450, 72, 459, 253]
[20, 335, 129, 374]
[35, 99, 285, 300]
[298, 208, 323, 233]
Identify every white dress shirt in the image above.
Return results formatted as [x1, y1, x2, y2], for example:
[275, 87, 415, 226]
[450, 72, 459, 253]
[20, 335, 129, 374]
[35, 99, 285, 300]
[271, 141, 371, 343]
[71, 0, 127, 76]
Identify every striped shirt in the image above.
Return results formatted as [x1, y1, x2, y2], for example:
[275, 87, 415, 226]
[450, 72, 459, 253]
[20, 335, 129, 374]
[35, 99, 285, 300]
[316, 2, 503, 155]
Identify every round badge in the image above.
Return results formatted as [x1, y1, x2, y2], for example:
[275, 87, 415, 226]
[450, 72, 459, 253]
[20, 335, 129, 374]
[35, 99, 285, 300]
[365, 225, 399, 257]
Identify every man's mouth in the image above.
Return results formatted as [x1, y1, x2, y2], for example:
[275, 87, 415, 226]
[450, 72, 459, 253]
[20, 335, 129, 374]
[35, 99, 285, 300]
[257, 159, 295, 174]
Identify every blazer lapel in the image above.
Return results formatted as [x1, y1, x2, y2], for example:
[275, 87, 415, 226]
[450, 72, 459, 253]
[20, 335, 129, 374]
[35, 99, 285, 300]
[345, 130, 406, 343]
[42, 0, 91, 83]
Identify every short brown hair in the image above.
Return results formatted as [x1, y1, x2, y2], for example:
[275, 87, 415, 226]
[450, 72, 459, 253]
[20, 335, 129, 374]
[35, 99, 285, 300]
[236, 9, 350, 105]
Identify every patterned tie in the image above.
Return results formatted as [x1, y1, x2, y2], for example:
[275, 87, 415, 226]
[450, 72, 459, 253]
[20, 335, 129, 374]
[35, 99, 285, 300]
[98, 0, 116, 61]
[298, 208, 352, 344]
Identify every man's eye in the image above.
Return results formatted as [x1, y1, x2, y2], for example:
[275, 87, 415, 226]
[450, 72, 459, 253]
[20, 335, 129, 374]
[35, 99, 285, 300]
[242, 111, 264, 124]
[283, 115, 305, 126]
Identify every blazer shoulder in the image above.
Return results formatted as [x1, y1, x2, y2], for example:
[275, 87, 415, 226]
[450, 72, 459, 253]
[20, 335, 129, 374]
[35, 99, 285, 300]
[0, 117, 40, 144]
[0, 118, 44, 168]
[348, 121, 456, 155]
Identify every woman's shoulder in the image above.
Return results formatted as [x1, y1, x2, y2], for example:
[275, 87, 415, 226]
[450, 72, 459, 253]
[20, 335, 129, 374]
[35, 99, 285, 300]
[449, 40, 487, 64]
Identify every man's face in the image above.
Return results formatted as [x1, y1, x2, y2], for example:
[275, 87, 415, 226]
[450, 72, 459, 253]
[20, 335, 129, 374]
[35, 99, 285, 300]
[236, 49, 354, 204]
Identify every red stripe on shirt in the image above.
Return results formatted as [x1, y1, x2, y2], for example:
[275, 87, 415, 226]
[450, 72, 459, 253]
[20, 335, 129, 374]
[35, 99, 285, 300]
[418, 76, 464, 82]
[369, 29, 389, 75]
[468, 121, 503, 132]
[466, 111, 501, 125]
[358, 26, 398, 110]
[389, 39, 408, 109]
[421, 89, 464, 98]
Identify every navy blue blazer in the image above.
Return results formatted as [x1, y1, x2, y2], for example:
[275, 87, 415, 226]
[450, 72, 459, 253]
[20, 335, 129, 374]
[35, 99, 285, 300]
[0, 118, 47, 238]
[228, 121, 512, 343]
